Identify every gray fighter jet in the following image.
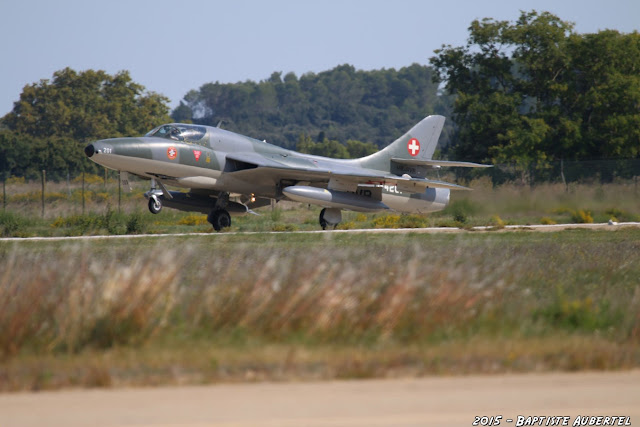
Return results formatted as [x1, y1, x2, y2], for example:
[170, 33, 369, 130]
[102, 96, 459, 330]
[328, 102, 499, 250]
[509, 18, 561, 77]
[84, 115, 490, 230]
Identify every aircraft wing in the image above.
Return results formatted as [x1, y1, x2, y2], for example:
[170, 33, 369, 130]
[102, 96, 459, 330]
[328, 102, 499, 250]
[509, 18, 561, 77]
[224, 153, 471, 193]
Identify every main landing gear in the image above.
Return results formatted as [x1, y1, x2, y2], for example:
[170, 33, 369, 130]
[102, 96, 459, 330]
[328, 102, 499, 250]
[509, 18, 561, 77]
[208, 191, 232, 232]
[207, 209, 231, 232]
[319, 208, 342, 230]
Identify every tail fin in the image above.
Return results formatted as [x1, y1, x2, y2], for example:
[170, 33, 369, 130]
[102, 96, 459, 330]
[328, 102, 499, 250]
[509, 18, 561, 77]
[356, 115, 445, 172]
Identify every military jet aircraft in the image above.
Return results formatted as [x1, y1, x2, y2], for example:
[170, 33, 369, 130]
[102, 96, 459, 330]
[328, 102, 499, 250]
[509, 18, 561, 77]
[84, 115, 490, 230]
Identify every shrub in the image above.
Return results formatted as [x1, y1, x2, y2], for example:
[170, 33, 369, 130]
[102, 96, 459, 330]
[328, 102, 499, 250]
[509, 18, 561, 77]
[336, 221, 356, 230]
[604, 208, 640, 222]
[489, 215, 505, 228]
[104, 208, 127, 235]
[540, 217, 557, 225]
[126, 212, 148, 234]
[534, 293, 621, 333]
[271, 223, 298, 232]
[51, 213, 105, 234]
[270, 208, 283, 222]
[0, 211, 28, 237]
[372, 214, 401, 228]
[397, 214, 429, 228]
[354, 213, 368, 222]
[445, 199, 477, 224]
[571, 209, 593, 224]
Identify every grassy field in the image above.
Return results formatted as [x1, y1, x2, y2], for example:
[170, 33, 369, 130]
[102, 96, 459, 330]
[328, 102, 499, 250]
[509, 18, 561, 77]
[1, 230, 640, 391]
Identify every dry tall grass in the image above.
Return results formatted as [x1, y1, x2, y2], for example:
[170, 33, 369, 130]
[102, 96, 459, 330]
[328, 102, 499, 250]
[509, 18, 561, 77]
[2, 232, 639, 364]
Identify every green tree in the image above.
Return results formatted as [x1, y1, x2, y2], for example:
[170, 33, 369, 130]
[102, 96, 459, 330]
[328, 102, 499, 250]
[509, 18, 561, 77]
[1, 68, 171, 178]
[4, 68, 170, 141]
[430, 10, 640, 183]
[563, 30, 640, 159]
[0, 130, 35, 178]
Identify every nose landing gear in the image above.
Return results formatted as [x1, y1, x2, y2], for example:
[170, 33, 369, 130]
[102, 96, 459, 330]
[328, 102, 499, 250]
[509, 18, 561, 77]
[148, 195, 162, 214]
[144, 178, 164, 214]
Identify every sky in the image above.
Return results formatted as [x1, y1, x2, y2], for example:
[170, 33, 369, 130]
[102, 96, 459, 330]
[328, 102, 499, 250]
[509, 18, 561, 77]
[1, 0, 638, 118]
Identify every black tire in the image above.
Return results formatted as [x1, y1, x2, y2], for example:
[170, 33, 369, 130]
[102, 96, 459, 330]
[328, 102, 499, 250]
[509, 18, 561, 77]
[148, 197, 162, 214]
[208, 209, 231, 231]
[319, 208, 328, 230]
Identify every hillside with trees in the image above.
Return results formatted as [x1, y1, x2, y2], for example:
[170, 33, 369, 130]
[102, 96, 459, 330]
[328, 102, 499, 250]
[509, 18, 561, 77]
[172, 64, 450, 150]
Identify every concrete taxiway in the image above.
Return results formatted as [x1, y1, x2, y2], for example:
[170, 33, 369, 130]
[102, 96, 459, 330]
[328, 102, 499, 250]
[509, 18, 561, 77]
[1, 371, 639, 427]
[1, 222, 639, 243]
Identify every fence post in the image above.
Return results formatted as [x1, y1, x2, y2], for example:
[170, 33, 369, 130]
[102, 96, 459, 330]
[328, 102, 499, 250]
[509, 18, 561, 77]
[2, 178, 5, 211]
[41, 169, 46, 217]
[118, 171, 121, 213]
[560, 158, 568, 192]
[82, 170, 85, 215]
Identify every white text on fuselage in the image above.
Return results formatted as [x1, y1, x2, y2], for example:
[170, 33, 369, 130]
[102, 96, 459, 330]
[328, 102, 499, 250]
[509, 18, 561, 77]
[359, 185, 402, 196]
[383, 185, 402, 194]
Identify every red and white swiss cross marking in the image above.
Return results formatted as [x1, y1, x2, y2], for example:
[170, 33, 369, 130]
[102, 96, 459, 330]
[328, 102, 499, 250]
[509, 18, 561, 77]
[167, 146, 177, 160]
[407, 138, 420, 157]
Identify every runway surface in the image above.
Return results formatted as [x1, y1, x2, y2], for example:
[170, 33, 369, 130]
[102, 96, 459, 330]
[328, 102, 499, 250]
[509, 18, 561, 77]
[1, 371, 638, 427]
[1, 222, 639, 242]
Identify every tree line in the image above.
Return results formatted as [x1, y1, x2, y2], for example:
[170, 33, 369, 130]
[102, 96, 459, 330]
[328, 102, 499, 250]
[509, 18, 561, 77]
[0, 10, 638, 182]
[174, 63, 451, 150]
[430, 10, 640, 182]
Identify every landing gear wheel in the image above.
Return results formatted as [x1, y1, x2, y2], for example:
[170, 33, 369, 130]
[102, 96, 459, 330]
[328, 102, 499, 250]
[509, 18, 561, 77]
[148, 196, 162, 214]
[319, 208, 342, 230]
[319, 208, 328, 230]
[208, 209, 231, 231]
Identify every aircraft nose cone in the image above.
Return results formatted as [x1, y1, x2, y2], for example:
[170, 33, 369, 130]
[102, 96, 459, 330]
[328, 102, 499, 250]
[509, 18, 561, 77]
[84, 144, 95, 158]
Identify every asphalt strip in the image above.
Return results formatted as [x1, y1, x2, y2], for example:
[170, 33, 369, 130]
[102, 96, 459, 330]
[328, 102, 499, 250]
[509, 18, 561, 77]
[1, 222, 639, 242]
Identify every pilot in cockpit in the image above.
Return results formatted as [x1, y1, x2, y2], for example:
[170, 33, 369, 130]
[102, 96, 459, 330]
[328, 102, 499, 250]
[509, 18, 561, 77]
[169, 127, 181, 141]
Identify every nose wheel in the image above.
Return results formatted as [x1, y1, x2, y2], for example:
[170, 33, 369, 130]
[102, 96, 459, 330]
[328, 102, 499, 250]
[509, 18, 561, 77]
[148, 196, 162, 214]
[145, 178, 165, 214]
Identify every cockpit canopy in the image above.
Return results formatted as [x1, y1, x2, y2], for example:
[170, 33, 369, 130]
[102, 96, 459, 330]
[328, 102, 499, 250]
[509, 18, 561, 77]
[146, 124, 207, 142]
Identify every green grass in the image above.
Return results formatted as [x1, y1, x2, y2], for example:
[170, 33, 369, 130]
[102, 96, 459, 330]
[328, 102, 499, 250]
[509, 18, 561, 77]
[2, 178, 640, 236]
[1, 230, 640, 390]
